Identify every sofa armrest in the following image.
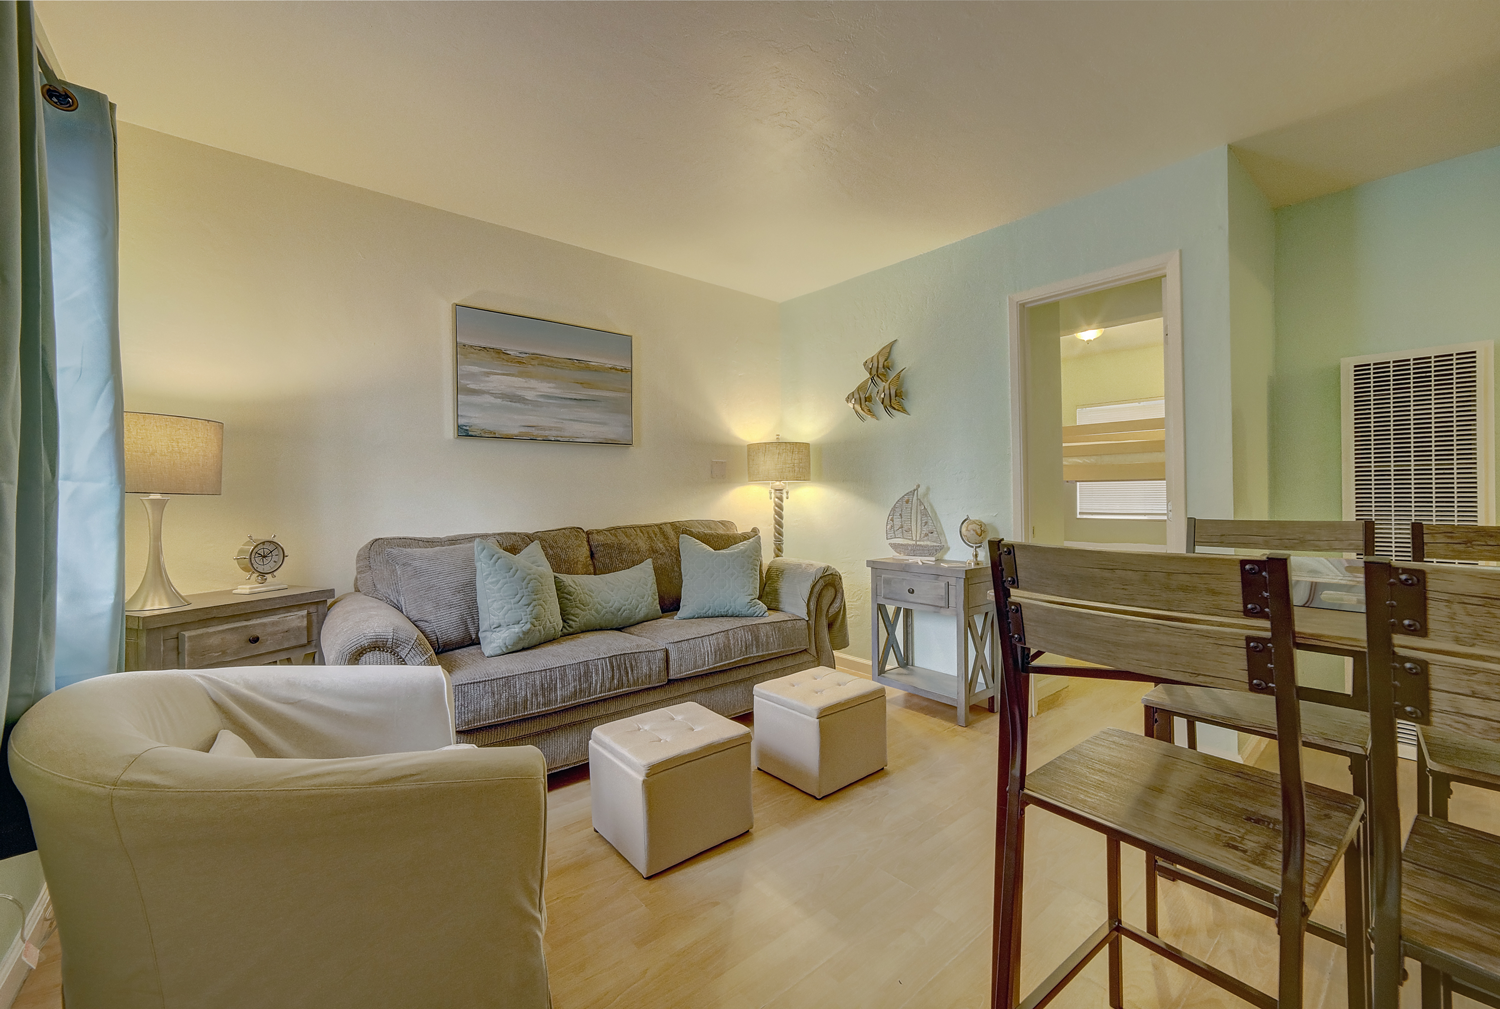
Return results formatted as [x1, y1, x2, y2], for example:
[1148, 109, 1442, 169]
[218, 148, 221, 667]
[761, 558, 849, 665]
[103, 745, 550, 1008]
[320, 592, 438, 667]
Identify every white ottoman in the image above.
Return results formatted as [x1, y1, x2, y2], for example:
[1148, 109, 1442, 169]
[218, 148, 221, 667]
[752, 667, 887, 798]
[589, 701, 752, 877]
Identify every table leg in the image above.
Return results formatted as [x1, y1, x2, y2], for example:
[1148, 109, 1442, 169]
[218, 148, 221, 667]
[956, 602, 970, 727]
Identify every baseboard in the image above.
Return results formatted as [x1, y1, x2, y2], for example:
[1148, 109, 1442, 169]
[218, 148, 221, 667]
[833, 651, 871, 677]
[0, 884, 51, 1009]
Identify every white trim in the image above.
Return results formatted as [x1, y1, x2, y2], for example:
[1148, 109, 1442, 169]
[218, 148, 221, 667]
[0, 883, 50, 1009]
[833, 651, 871, 677]
[1340, 340, 1496, 525]
[1007, 251, 1186, 550]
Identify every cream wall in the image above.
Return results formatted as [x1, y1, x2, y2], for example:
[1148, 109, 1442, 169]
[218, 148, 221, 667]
[1060, 343, 1165, 424]
[1060, 340, 1168, 547]
[118, 124, 783, 596]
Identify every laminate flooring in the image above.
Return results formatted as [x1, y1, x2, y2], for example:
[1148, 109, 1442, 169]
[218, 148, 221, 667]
[16, 679, 1500, 1008]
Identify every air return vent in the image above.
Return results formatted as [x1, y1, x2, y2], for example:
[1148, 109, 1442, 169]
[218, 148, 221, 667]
[1342, 342, 1494, 759]
[1342, 343, 1494, 561]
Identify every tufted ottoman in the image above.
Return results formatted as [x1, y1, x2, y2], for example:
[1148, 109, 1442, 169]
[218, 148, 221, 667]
[752, 667, 887, 798]
[589, 701, 752, 877]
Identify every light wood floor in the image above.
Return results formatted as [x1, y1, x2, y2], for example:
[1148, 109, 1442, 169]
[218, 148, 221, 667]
[15, 680, 1500, 1008]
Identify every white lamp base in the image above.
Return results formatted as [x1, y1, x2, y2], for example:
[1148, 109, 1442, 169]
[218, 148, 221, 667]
[125, 495, 191, 611]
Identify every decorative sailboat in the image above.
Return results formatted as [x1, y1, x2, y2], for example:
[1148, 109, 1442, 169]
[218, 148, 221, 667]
[886, 485, 945, 557]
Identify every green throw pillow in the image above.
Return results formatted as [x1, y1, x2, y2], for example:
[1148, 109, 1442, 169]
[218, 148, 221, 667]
[676, 534, 768, 619]
[555, 559, 663, 635]
[475, 539, 563, 656]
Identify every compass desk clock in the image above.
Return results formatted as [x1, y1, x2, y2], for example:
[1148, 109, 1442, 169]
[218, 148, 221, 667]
[233, 535, 288, 594]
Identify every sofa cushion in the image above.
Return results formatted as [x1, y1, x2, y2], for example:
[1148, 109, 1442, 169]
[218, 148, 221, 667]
[439, 631, 669, 730]
[384, 542, 483, 653]
[555, 560, 662, 636]
[356, 527, 592, 611]
[586, 519, 741, 613]
[677, 534, 769, 619]
[620, 611, 808, 680]
[476, 540, 563, 656]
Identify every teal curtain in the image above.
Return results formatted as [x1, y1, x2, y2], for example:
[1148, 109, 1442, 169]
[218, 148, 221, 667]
[0, 0, 57, 857]
[43, 59, 122, 688]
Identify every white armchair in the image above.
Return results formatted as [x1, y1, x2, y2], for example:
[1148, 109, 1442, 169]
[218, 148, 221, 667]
[8, 666, 550, 1009]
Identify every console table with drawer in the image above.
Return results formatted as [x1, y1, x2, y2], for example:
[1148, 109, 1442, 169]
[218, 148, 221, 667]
[866, 557, 997, 726]
[125, 586, 335, 671]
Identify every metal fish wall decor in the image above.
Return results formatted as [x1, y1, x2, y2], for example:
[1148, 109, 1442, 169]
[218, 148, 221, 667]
[846, 340, 908, 422]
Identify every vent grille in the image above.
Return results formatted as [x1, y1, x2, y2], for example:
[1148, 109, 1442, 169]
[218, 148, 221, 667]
[1349, 349, 1483, 560]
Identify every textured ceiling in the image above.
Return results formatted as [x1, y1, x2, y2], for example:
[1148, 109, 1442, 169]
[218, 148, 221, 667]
[37, 1, 1500, 301]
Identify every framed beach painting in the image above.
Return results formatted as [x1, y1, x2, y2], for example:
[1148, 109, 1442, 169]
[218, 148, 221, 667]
[454, 305, 633, 445]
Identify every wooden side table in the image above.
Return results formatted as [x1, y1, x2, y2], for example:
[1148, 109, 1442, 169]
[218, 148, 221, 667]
[867, 558, 998, 726]
[125, 586, 335, 671]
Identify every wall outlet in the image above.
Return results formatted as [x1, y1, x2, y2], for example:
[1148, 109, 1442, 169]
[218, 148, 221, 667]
[710, 459, 727, 480]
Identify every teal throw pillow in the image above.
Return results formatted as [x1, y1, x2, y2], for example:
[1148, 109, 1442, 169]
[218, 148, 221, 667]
[475, 539, 563, 656]
[555, 559, 663, 635]
[676, 534, 768, 619]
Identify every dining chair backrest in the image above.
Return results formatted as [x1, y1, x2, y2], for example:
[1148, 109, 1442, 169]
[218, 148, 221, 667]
[996, 542, 1292, 696]
[1369, 559, 1500, 740]
[1188, 518, 1376, 556]
[1410, 522, 1500, 564]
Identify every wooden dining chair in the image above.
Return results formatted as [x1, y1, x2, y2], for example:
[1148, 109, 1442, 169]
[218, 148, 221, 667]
[1409, 522, 1500, 825]
[988, 541, 1369, 1009]
[1156, 518, 1375, 745]
[1363, 556, 1500, 1009]
[1147, 519, 1377, 961]
[1188, 517, 1378, 558]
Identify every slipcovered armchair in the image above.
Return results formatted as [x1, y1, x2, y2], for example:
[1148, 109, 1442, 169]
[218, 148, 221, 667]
[8, 666, 551, 1009]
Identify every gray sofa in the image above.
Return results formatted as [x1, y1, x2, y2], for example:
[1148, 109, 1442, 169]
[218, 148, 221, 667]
[320, 519, 849, 769]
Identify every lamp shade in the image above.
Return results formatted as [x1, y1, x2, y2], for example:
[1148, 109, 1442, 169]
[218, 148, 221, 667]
[123, 412, 223, 495]
[747, 440, 810, 483]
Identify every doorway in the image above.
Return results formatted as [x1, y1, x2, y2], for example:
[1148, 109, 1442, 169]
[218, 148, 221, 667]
[1007, 253, 1186, 552]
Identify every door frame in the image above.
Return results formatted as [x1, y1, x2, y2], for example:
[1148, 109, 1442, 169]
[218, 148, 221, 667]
[1006, 251, 1187, 552]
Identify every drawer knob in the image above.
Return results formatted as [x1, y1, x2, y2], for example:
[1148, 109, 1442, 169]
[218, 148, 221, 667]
[908, 587, 915, 594]
[248, 634, 260, 644]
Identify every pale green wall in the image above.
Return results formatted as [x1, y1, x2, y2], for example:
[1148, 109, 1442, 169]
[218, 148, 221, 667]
[1270, 144, 1500, 520]
[1228, 150, 1276, 521]
[780, 147, 1241, 658]
[1025, 302, 1065, 545]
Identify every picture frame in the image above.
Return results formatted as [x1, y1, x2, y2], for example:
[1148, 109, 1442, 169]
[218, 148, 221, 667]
[454, 304, 633, 445]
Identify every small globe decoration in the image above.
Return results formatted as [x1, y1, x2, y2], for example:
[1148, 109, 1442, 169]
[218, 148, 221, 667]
[959, 516, 988, 563]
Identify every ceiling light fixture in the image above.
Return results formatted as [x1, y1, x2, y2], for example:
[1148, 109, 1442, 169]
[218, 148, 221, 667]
[1077, 329, 1103, 342]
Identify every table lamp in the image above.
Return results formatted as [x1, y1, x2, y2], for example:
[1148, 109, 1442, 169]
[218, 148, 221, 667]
[747, 437, 810, 558]
[123, 412, 223, 611]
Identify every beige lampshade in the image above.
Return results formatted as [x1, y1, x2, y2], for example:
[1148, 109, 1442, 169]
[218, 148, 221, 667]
[747, 440, 810, 484]
[123, 412, 224, 495]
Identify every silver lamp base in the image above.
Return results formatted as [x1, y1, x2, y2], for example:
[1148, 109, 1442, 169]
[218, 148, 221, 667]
[125, 495, 190, 611]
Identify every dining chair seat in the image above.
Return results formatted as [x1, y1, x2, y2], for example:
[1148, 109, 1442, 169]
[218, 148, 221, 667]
[1400, 815, 1500, 986]
[1420, 725, 1500, 792]
[1142, 684, 1371, 758]
[1027, 728, 1365, 903]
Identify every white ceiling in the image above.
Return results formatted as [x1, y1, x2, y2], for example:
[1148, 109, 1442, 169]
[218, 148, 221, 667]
[37, 1, 1500, 302]
[1061, 319, 1162, 360]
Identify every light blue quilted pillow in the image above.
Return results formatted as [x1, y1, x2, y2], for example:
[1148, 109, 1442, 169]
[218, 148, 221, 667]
[676, 534, 768, 619]
[475, 539, 563, 656]
[555, 559, 663, 635]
